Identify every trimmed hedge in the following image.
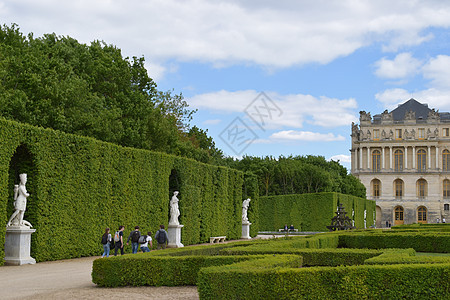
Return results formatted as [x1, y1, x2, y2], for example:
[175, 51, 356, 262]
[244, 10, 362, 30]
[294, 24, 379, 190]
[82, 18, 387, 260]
[390, 223, 450, 232]
[197, 255, 303, 299]
[338, 232, 450, 253]
[92, 253, 275, 287]
[0, 117, 256, 263]
[219, 246, 382, 266]
[259, 192, 375, 231]
[198, 262, 450, 299]
[364, 249, 450, 265]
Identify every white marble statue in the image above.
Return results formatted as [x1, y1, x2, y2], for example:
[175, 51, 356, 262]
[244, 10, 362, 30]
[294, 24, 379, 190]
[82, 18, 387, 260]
[364, 209, 367, 229]
[169, 191, 180, 225]
[7, 173, 32, 228]
[242, 198, 251, 222]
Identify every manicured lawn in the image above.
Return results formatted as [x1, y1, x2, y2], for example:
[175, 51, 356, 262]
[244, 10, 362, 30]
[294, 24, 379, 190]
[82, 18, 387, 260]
[416, 252, 450, 257]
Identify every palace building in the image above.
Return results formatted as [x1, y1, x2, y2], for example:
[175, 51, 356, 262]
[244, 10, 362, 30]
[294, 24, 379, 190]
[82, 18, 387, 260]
[351, 99, 450, 227]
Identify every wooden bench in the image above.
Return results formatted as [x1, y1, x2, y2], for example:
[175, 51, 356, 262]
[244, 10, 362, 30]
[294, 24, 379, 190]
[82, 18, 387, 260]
[278, 229, 299, 232]
[209, 236, 226, 244]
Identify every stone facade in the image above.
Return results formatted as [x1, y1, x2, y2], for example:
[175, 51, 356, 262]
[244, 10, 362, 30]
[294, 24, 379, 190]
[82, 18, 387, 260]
[351, 99, 450, 227]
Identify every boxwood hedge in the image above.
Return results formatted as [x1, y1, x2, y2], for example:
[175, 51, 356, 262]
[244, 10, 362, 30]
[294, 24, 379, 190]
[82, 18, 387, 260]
[198, 261, 450, 299]
[338, 232, 450, 253]
[0, 117, 258, 263]
[259, 192, 375, 231]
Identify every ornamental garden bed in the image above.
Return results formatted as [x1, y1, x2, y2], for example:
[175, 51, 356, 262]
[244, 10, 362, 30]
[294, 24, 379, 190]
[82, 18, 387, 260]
[92, 225, 450, 299]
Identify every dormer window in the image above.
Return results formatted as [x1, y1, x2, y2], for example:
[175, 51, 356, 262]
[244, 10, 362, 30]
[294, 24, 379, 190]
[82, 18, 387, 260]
[418, 128, 425, 139]
[373, 129, 380, 140]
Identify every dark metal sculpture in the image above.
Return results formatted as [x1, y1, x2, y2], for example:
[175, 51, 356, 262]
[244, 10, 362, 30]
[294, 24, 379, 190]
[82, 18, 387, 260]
[326, 203, 355, 231]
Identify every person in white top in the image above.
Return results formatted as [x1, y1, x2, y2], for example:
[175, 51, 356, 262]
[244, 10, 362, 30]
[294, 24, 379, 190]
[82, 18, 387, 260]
[140, 231, 153, 252]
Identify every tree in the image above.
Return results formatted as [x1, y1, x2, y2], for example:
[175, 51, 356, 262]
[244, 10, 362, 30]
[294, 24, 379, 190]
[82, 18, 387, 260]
[227, 154, 366, 198]
[0, 24, 221, 164]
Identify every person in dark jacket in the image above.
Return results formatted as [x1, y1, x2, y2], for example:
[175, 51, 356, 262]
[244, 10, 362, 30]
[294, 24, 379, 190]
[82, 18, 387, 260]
[127, 226, 141, 254]
[155, 224, 169, 249]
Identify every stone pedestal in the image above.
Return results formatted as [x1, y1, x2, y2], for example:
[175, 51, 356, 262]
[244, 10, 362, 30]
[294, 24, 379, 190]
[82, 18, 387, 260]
[4, 226, 36, 265]
[241, 221, 252, 239]
[167, 224, 184, 248]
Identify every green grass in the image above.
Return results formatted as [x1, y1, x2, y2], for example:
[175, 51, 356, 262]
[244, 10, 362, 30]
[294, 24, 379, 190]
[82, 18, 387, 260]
[416, 252, 450, 257]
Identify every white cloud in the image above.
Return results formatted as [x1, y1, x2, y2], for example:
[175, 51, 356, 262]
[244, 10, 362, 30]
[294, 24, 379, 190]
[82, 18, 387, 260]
[328, 154, 351, 163]
[3, 1, 450, 71]
[375, 88, 413, 109]
[145, 62, 166, 82]
[203, 119, 222, 125]
[422, 55, 450, 88]
[376, 88, 450, 111]
[187, 90, 257, 113]
[270, 130, 345, 142]
[376, 54, 450, 110]
[374, 52, 422, 79]
[187, 90, 358, 129]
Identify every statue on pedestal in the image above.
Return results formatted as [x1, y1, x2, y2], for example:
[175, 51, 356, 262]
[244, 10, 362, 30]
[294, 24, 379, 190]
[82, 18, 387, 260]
[169, 191, 180, 225]
[242, 198, 251, 222]
[7, 173, 32, 228]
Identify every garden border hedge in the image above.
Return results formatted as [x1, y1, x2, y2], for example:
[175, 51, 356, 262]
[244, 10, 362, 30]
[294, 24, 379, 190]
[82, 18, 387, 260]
[197, 261, 450, 299]
[0, 117, 257, 263]
[259, 192, 375, 231]
[338, 232, 450, 253]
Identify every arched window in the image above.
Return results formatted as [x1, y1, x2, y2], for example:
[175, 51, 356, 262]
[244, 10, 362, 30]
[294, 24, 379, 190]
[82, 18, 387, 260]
[394, 206, 404, 225]
[394, 179, 403, 199]
[372, 150, 381, 172]
[444, 180, 450, 199]
[372, 179, 381, 198]
[444, 203, 449, 211]
[443, 150, 450, 171]
[417, 206, 427, 223]
[394, 149, 403, 172]
[417, 179, 427, 199]
[417, 149, 426, 172]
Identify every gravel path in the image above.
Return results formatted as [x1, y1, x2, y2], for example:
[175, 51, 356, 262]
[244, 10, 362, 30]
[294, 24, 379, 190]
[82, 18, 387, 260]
[0, 256, 199, 300]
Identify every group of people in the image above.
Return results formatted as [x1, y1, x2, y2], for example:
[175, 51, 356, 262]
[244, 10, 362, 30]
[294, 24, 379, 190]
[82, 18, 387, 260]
[437, 217, 446, 223]
[101, 224, 169, 258]
[283, 224, 295, 231]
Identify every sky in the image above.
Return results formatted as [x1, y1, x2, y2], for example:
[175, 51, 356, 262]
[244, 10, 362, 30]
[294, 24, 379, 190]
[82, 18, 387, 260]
[3, 1, 450, 170]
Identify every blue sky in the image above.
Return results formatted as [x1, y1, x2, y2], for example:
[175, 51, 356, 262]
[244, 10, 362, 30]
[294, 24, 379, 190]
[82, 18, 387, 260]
[3, 1, 450, 170]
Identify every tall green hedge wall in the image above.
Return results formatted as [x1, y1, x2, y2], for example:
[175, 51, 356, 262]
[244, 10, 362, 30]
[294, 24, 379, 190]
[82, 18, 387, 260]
[0, 117, 258, 263]
[259, 192, 375, 232]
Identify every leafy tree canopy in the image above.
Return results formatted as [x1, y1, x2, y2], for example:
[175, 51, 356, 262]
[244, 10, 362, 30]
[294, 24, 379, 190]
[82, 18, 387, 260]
[224, 155, 366, 198]
[0, 24, 222, 164]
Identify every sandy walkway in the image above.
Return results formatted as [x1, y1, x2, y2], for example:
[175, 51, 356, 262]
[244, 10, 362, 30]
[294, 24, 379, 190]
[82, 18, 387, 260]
[0, 256, 198, 300]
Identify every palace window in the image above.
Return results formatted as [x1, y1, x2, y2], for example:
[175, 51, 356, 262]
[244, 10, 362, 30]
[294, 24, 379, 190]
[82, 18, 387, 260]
[373, 129, 380, 140]
[417, 206, 427, 223]
[394, 179, 403, 199]
[417, 179, 427, 199]
[372, 179, 381, 198]
[395, 129, 402, 140]
[372, 150, 381, 172]
[417, 149, 426, 172]
[443, 149, 450, 171]
[395, 206, 404, 221]
[394, 149, 403, 172]
[418, 128, 425, 139]
[443, 128, 449, 137]
[444, 180, 450, 199]
[444, 204, 449, 211]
